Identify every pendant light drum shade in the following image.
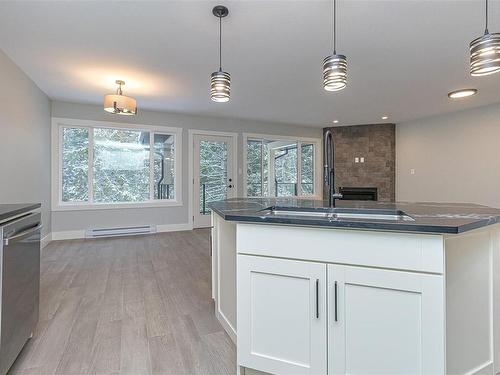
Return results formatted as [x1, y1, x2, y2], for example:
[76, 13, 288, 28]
[103, 80, 137, 115]
[323, 0, 347, 92]
[210, 6, 230, 103]
[470, 0, 500, 76]
[470, 33, 500, 76]
[210, 70, 230, 102]
[323, 54, 347, 91]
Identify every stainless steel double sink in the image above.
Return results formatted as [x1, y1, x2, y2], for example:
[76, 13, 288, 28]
[259, 206, 415, 222]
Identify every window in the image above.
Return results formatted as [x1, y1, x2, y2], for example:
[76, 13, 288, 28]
[62, 127, 89, 202]
[245, 135, 318, 197]
[54, 119, 181, 209]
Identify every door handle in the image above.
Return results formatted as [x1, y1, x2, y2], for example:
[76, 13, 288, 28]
[334, 281, 338, 322]
[4, 224, 42, 246]
[315, 279, 319, 319]
[228, 185, 233, 188]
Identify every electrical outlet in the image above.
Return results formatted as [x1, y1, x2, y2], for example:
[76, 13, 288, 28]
[410, 169, 415, 175]
[355, 157, 359, 163]
[360, 157, 365, 163]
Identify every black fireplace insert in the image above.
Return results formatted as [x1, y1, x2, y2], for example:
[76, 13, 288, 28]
[339, 187, 378, 201]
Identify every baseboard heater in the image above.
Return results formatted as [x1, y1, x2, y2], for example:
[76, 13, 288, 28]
[85, 225, 156, 238]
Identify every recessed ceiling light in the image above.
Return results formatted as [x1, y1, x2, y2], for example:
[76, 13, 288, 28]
[448, 88, 478, 99]
[333, 120, 339, 124]
[381, 115, 389, 120]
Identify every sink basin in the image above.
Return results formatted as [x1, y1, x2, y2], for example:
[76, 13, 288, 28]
[259, 206, 415, 222]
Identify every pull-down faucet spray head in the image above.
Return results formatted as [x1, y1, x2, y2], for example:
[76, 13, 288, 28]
[324, 130, 333, 186]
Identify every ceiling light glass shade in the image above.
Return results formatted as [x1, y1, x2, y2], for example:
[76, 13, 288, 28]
[210, 70, 231, 102]
[103, 94, 137, 115]
[448, 88, 478, 99]
[104, 81, 137, 116]
[470, 33, 500, 76]
[323, 54, 347, 91]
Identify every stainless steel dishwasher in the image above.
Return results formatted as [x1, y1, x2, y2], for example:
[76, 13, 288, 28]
[0, 212, 41, 375]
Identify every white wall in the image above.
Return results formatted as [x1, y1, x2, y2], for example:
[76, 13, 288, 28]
[396, 102, 500, 209]
[51, 101, 321, 234]
[0, 50, 51, 235]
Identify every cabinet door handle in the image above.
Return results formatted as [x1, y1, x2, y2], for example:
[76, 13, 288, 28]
[315, 279, 319, 319]
[334, 281, 338, 322]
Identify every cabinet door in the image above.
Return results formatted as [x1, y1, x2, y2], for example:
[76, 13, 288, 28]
[238, 255, 327, 375]
[328, 265, 444, 375]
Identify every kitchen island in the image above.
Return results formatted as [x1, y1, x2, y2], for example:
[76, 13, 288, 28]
[210, 198, 500, 375]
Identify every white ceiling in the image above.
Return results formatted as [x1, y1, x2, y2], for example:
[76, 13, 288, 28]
[0, 0, 499, 127]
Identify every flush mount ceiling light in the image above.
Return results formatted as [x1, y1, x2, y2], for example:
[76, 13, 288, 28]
[381, 115, 389, 120]
[470, 0, 500, 76]
[333, 120, 339, 124]
[103, 80, 137, 115]
[323, 0, 347, 92]
[448, 88, 478, 99]
[210, 5, 230, 103]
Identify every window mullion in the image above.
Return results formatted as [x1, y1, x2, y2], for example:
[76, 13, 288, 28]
[297, 141, 302, 197]
[88, 127, 94, 204]
[58, 126, 63, 205]
[149, 132, 154, 201]
[260, 139, 267, 197]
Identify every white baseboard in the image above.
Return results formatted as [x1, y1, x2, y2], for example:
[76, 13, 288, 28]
[41, 233, 52, 249]
[51, 230, 86, 241]
[50, 223, 193, 241]
[216, 308, 237, 344]
[156, 223, 193, 233]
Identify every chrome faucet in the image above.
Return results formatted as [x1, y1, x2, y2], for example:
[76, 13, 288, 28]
[324, 130, 343, 207]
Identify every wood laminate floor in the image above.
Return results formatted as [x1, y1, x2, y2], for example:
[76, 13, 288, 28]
[8, 229, 236, 375]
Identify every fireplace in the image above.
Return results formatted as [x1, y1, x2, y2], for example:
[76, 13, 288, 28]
[339, 187, 378, 201]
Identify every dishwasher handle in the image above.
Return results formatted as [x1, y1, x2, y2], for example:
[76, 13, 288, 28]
[4, 224, 42, 246]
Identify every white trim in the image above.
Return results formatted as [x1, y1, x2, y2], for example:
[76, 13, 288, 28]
[243, 132, 321, 144]
[242, 132, 322, 199]
[216, 309, 237, 344]
[41, 233, 52, 249]
[51, 229, 86, 241]
[52, 117, 182, 133]
[51, 117, 183, 211]
[187, 129, 238, 138]
[188, 129, 239, 229]
[53, 200, 182, 212]
[156, 223, 193, 233]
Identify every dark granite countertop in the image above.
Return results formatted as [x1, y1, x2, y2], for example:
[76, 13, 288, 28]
[0, 203, 41, 223]
[210, 198, 500, 234]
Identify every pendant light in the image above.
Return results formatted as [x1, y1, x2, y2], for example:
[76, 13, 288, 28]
[323, 0, 347, 91]
[211, 5, 230, 103]
[470, 0, 500, 76]
[103, 80, 137, 115]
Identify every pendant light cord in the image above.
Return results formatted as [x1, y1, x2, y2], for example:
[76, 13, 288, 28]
[219, 16, 222, 71]
[485, 0, 489, 34]
[333, 0, 337, 53]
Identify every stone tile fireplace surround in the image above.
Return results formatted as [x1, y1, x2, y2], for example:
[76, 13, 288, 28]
[323, 123, 395, 202]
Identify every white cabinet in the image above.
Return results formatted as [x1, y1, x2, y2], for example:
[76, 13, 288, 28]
[328, 264, 445, 375]
[216, 222, 499, 375]
[238, 255, 327, 375]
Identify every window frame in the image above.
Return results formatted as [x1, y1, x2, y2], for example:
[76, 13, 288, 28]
[242, 132, 322, 199]
[51, 117, 183, 211]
